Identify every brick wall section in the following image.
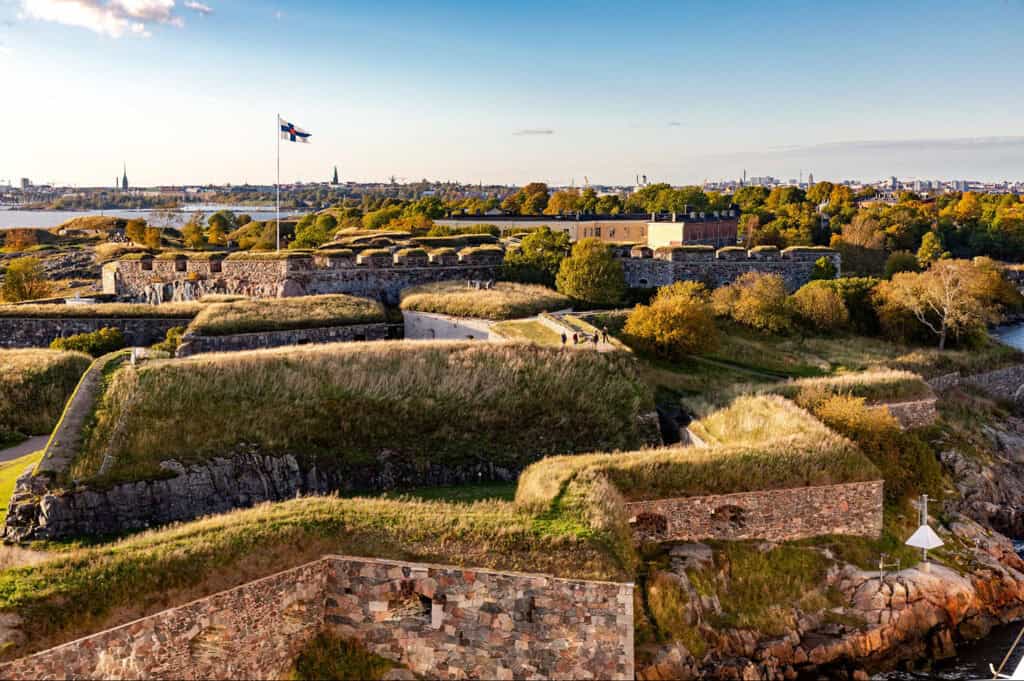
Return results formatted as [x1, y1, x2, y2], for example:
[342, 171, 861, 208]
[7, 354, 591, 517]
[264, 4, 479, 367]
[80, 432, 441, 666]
[176, 322, 388, 357]
[0, 556, 634, 681]
[0, 317, 189, 348]
[876, 398, 939, 430]
[625, 481, 884, 543]
[322, 556, 634, 680]
[928, 364, 1024, 403]
[619, 248, 840, 291]
[0, 560, 327, 681]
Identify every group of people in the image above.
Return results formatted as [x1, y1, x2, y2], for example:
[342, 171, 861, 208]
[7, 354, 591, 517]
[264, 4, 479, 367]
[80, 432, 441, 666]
[560, 327, 610, 347]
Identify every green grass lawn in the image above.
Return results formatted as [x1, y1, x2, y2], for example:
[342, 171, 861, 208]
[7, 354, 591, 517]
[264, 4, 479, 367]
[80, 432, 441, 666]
[0, 450, 44, 523]
[491, 319, 565, 345]
[380, 482, 516, 504]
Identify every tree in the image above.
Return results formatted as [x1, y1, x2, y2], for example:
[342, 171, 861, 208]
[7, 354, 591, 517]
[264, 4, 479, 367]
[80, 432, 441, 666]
[292, 213, 337, 249]
[878, 260, 1002, 349]
[916, 231, 944, 268]
[519, 182, 550, 215]
[544, 189, 581, 216]
[143, 227, 162, 249]
[715, 272, 794, 334]
[810, 256, 837, 281]
[555, 238, 625, 306]
[182, 219, 206, 249]
[207, 212, 235, 246]
[884, 251, 918, 279]
[125, 219, 147, 245]
[1, 257, 51, 302]
[733, 186, 770, 214]
[623, 282, 719, 359]
[806, 181, 835, 206]
[503, 227, 571, 286]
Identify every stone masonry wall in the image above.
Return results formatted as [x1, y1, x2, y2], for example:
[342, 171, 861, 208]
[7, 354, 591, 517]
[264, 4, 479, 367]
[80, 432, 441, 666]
[323, 556, 634, 680]
[0, 556, 634, 681]
[619, 249, 841, 291]
[928, 364, 1024, 403]
[0, 316, 189, 348]
[877, 398, 939, 430]
[625, 480, 884, 543]
[0, 560, 327, 681]
[176, 323, 388, 357]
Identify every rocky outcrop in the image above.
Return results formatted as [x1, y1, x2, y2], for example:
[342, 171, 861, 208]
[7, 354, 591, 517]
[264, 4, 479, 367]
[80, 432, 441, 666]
[638, 515, 1024, 680]
[4, 446, 521, 541]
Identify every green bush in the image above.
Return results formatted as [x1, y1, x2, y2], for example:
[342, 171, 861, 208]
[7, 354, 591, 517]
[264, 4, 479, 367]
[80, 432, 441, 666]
[50, 327, 126, 357]
[151, 326, 186, 354]
[801, 277, 881, 335]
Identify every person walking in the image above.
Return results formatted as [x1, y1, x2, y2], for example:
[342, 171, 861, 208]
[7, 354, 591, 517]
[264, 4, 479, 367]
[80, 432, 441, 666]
[602, 327, 609, 344]
[572, 333, 579, 345]
[561, 332, 567, 346]
[591, 334, 598, 347]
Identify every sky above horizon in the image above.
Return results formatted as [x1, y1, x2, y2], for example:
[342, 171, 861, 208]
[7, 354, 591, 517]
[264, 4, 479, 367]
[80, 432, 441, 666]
[2, 0, 1024, 188]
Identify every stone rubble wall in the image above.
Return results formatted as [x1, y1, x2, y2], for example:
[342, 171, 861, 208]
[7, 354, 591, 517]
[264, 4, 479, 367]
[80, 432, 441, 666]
[0, 316, 190, 348]
[625, 480, 884, 543]
[0, 556, 634, 681]
[323, 556, 634, 681]
[619, 249, 841, 291]
[929, 364, 1024, 403]
[0, 560, 328, 681]
[176, 323, 389, 357]
[876, 397, 940, 430]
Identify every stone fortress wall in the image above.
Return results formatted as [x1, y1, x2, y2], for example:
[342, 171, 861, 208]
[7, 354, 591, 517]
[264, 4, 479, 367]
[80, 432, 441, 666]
[0, 316, 187, 349]
[0, 555, 634, 681]
[626, 480, 884, 544]
[614, 245, 841, 291]
[176, 322, 389, 357]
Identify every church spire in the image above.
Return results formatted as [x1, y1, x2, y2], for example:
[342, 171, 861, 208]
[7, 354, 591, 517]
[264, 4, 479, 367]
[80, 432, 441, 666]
[332, 165, 339, 185]
[122, 162, 128, 192]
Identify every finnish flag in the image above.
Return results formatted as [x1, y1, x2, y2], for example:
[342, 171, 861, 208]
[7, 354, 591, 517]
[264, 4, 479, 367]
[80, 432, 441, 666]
[279, 117, 312, 144]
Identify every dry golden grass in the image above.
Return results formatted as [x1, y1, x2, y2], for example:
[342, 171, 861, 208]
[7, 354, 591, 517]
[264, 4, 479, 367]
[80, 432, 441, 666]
[186, 294, 385, 336]
[774, 369, 932, 404]
[74, 341, 654, 483]
[401, 281, 570, 320]
[0, 349, 91, 442]
[688, 395, 830, 446]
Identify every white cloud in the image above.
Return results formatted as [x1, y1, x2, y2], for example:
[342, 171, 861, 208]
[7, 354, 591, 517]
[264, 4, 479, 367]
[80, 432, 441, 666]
[183, 0, 211, 15]
[0, 45, 13, 57]
[20, 0, 186, 37]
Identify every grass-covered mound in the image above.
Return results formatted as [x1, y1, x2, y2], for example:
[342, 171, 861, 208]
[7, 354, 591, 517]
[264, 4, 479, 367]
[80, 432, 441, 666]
[774, 369, 932, 404]
[516, 396, 878, 509]
[73, 341, 654, 483]
[400, 281, 570, 320]
[185, 294, 386, 337]
[0, 302, 200, 319]
[0, 349, 91, 445]
[0, 494, 626, 661]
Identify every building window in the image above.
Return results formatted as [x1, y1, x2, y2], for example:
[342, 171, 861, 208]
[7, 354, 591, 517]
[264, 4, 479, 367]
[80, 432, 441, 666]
[175, 258, 187, 273]
[141, 258, 153, 271]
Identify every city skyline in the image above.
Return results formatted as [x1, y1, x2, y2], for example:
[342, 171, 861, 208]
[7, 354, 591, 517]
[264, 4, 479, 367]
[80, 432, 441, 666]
[2, 0, 1024, 186]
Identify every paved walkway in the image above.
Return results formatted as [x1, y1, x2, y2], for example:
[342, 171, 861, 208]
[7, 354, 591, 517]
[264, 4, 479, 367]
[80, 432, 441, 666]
[0, 436, 48, 464]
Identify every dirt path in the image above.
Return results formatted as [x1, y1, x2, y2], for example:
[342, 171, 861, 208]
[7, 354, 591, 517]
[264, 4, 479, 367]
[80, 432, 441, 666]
[0, 437, 49, 464]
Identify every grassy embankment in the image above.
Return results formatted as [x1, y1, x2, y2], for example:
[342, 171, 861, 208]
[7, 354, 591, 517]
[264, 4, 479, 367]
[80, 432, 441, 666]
[184, 294, 386, 336]
[71, 341, 654, 485]
[0, 349, 92, 447]
[0, 451, 44, 523]
[400, 281, 570, 320]
[0, 303, 201, 319]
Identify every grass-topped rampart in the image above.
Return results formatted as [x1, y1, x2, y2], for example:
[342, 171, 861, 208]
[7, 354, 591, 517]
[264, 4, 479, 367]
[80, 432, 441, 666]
[400, 281, 570, 320]
[0, 349, 92, 445]
[0, 303, 200, 319]
[73, 341, 654, 484]
[185, 294, 386, 337]
[773, 369, 933, 404]
[0, 493, 628, 661]
[516, 396, 878, 509]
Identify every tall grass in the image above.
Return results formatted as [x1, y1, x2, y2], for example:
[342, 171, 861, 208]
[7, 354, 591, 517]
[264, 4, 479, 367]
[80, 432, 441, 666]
[400, 281, 570, 320]
[0, 303, 200, 319]
[186, 294, 385, 336]
[74, 341, 654, 483]
[688, 395, 832, 445]
[0, 494, 626, 660]
[774, 369, 932, 404]
[0, 349, 91, 443]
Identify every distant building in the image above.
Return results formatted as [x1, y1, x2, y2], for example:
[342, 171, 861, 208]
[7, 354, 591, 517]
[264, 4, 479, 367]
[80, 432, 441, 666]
[645, 208, 740, 249]
[121, 163, 129, 192]
[332, 166, 339, 185]
[20, 178, 31, 189]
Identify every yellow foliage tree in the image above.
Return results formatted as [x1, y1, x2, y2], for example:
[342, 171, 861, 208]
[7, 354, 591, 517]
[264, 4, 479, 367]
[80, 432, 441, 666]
[623, 281, 718, 359]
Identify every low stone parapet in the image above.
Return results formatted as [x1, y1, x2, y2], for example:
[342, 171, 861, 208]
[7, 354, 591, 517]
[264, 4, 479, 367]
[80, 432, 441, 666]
[625, 480, 884, 543]
[176, 323, 388, 357]
[875, 397, 939, 430]
[0, 317, 188, 348]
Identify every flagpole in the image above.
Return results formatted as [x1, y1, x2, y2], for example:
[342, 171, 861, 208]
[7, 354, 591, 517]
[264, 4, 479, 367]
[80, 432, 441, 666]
[276, 113, 281, 252]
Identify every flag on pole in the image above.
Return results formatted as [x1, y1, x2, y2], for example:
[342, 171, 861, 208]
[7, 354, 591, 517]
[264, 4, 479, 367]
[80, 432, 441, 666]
[279, 117, 312, 144]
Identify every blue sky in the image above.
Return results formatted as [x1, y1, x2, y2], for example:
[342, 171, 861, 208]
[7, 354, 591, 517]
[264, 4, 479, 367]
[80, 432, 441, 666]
[2, 0, 1024, 186]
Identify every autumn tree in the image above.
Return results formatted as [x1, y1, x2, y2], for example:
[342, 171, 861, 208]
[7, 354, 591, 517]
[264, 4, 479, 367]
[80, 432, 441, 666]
[182, 219, 206, 249]
[555, 238, 625, 306]
[1, 257, 51, 302]
[503, 227, 571, 286]
[143, 227, 162, 249]
[125, 219, 147, 245]
[916, 232, 945, 268]
[792, 283, 848, 332]
[544, 189, 581, 215]
[877, 260, 1003, 349]
[712, 272, 794, 334]
[623, 281, 719, 359]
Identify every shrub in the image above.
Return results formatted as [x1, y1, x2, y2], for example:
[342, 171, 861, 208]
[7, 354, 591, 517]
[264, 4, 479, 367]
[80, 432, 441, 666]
[555, 238, 625, 307]
[151, 326, 185, 354]
[1, 257, 51, 303]
[714, 272, 793, 334]
[50, 327, 126, 357]
[623, 282, 718, 360]
[502, 227, 571, 286]
[884, 251, 919, 279]
[792, 283, 849, 332]
[810, 256, 837, 280]
[803, 277, 880, 335]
